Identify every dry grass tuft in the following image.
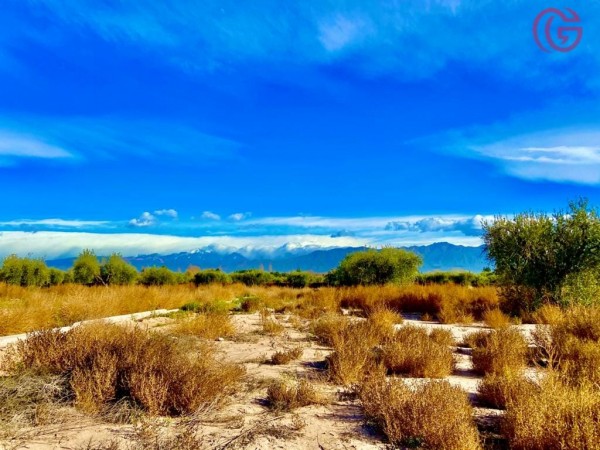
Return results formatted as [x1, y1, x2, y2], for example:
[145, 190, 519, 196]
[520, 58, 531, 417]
[381, 325, 454, 378]
[259, 310, 285, 335]
[532, 306, 600, 386]
[477, 373, 539, 409]
[310, 313, 350, 346]
[428, 328, 455, 347]
[483, 308, 511, 329]
[173, 312, 236, 340]
[471, 328, 528, 376]
[265, 378, 328, 411]
[269, 347, 304, 365]
[3, 323, 244, 416]
[503, 375, 600, 449]
[359, 371, 481, 450]
[366, 307, 403, 343]
[530, 304, 564, 325]
[326, 321, 381, 385]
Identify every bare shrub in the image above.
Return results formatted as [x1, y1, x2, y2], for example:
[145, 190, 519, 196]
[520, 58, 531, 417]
[483, 308, 511, 329]
[478, 373, 539, 409]
[381, 325, 454, 378]
[174, 313, 236, 340]
[359, 371, 481, 450]
[530, 304, 564, 325]
[266, 378, 328, 411]
[4, 323, 244, 416]
[471, 328, 528, 376]
[503, 375, 600, 449]
[310, 313, 350, 346]
[269, 347, 303, 365]
[428, 328, 455, 347]
[259, 309, 285, 336]
[326, 321, 381, 385]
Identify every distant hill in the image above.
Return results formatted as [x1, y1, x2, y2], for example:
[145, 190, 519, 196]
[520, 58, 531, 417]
[47, 242, 489, 273]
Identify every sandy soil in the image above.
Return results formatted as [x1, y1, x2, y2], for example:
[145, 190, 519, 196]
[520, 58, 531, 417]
[0, 312, 539, 450]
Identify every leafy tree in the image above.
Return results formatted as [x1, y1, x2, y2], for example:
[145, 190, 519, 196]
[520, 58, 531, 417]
[331, 247, 422, 286]
[0, 255, 50, 287]
[49, 268, 66, 285]
[101, 253, 138, 285]
[483, 199, 600, 311]
[72, 249, 102, 285]
[138, 266, 178, 286]
[284, 271, 311, 288]
[230, 269, 275, 286]
[193, 269, 230, 285]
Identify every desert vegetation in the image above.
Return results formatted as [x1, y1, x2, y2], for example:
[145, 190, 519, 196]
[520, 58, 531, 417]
[3, 200, 600, 448]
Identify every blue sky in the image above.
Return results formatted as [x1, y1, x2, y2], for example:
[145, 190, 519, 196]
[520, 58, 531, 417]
[1, 0, 599, 258]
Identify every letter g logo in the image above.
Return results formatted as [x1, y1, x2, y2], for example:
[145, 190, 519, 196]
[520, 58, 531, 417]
[533, 8, 583, 53]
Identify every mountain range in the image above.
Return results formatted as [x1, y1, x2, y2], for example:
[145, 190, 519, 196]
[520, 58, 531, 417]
[47, 242, 489, 273]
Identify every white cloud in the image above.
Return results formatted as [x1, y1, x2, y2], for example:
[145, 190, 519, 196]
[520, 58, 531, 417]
[0, 218, 110, 228]
[471, 129, 600, 185]
[0, 231, 368, 260]
[201, 211, 221, 220]
[0, 130, 73, 163]
[318, 15, 372, 52]
[128, 212, 156, 227]
[228, 212, 251, 221]
[154, 209, 178, 219]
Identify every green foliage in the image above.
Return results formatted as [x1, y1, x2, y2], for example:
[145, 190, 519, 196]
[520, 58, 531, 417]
[193, 269, 230, 285]
[138, 266, 180, 286]
[483, 199, 600, 311]
[230, 269, 274, 286]
[72, 249, 101, 286]
[0, 255, 50, 287]
[330, 248, 422, 286]
[416, 270, 497, 287]
[48, 268, 66, 286]
[283, 271, 310, 288]
[100, 253, 138, 285]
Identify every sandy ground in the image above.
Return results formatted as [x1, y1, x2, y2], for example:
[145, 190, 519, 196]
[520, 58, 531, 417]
[0, 312, 539, 450]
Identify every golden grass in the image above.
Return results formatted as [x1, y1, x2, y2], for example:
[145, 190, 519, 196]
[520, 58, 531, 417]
[477, 373, 539, 409]
[532, 306, 600, 386]
[503, 375, 600, 450]
[173, 312, 236, 340]
[269, 347, 303, 365]
[381, 325, 454, 378]
[530, 304, 564, 325]
[359, 370, 481, 450]
[483, 308, 511, 329]
[0, 283, 501, 336]
[311, 313, 350, 346]
[471, 328, 528, 376]
[2, 323, 244, 416]
[265, 378, 328, 411]
[326, 321, 381, 385]
[259, 309, 285, 335]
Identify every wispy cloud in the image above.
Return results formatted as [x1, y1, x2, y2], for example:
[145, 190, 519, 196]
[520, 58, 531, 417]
[128, 212, 156, 228]
[0, 130, 73, 165]
[0, 218, 110, 228]
[201, 211, 221, 221]
[0, 116, 240, 166]
[154, 209, 178, 219]
[7, 1, 600, 89]
[228, 212, 251, 221]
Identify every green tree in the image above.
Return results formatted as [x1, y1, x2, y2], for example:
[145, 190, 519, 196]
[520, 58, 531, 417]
[193, 269, 230, 285]
[138, 266, 178, 286]
[331, 247, 422, 286]
[73, 249, 101, 285]
[483, 199, 600, 311]
[101, 253, 138, 285]
[48, 268, 66, 286]
[0, 255, 50, 287]
[230, 269, 275, 286]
